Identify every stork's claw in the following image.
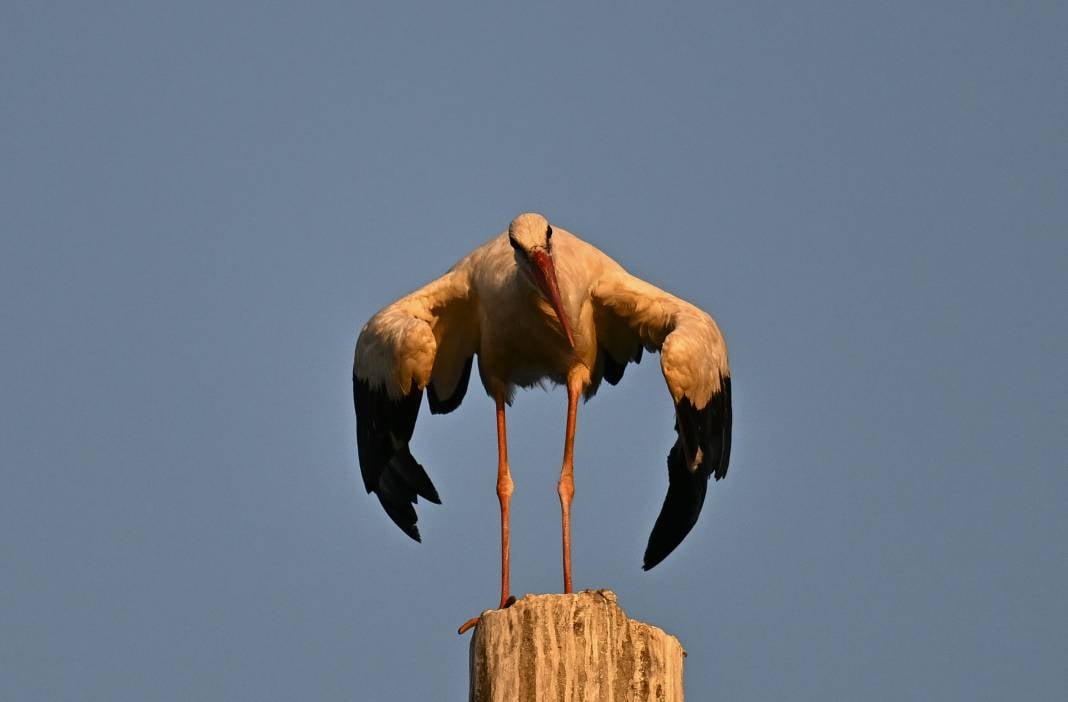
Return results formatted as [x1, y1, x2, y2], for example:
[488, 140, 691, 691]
[457, 595, 517, 635]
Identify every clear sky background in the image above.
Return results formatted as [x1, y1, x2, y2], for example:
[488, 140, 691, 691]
[3, 2, 1066, 700]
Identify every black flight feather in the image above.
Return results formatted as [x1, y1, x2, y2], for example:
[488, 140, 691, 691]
[427, 355, 473, 415]
[643, 442, 707, 570]
[602, 350, 627, 385]
[354, 375, 442, 542]
[599, 344, 643, 387]
[642, 374, 732, 570]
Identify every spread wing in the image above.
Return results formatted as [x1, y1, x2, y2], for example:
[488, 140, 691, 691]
[592, 269, 732, 570]
[353, 267, 478, 541]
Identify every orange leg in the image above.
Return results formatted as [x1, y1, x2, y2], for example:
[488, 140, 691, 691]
[559, 373, 582, 594]
[494, 394, 514, 608]
[458, 393, 514, 635]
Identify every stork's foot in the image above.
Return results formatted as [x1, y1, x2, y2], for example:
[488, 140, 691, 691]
[457, 595, 517, 635]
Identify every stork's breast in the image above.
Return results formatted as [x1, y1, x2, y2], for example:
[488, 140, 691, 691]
[479, 307, 580, 387]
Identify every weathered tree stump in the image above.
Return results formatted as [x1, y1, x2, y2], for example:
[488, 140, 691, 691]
[469, 589, 685, 701]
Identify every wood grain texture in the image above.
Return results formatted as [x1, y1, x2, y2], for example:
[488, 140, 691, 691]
[469, 590, 685, 701]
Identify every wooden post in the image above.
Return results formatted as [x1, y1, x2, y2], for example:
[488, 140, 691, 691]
[469, 589, 685, 701]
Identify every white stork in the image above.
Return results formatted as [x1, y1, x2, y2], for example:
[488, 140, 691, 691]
[353, 213, 731, 632]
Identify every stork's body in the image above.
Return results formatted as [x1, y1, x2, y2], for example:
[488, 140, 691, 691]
[354, 214, 732, 632]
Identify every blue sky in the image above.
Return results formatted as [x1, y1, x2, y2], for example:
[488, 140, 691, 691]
[2, 2, 1066, 699]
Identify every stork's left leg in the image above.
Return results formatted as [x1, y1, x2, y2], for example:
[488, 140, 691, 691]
[558, 370, 584, 594]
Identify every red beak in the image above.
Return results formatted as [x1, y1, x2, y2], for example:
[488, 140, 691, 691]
[529, 249, 576, 349]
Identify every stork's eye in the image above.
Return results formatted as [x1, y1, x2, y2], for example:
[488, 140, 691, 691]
[546, 226, 553, 240]
[508, 236, 521, 251]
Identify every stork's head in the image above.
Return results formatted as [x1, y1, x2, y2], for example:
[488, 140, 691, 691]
[508, 212, 575, 349]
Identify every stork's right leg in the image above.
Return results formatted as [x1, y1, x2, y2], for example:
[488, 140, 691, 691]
[494, 393, 513, 609]
[458, 393, 513, 635]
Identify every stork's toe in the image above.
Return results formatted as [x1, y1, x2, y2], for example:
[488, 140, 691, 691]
[456, 596, 517, 635]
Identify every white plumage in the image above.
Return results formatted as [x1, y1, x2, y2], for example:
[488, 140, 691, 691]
[353, 212, 732, 629]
